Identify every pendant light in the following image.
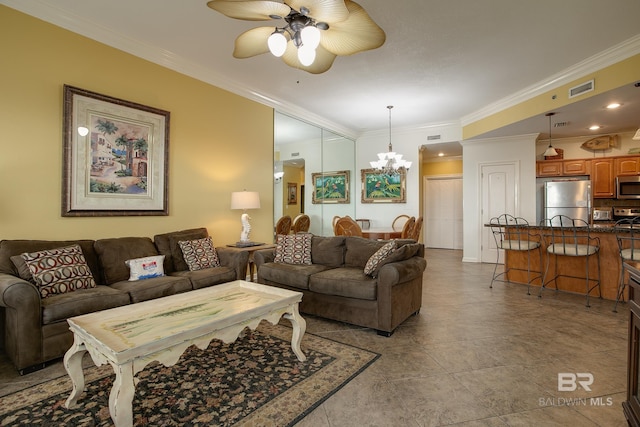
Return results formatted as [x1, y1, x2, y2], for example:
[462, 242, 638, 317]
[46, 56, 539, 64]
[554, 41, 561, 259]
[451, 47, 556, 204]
[369, 106, 411, 175]
[543, 112, 558, 157]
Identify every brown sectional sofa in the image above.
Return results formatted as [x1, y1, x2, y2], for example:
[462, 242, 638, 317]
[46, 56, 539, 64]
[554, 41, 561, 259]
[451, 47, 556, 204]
[254, 236, 426, 336]
[0, 228, 248, 374]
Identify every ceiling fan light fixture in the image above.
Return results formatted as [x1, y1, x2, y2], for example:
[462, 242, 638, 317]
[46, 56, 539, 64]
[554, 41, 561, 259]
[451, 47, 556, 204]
[297, 45, 316, 66]
[301, 25, 321, 49]
[268, 31, 287, 57]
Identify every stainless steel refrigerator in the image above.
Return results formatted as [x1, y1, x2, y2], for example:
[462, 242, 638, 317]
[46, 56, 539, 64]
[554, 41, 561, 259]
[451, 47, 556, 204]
[543, 180, 592, 225]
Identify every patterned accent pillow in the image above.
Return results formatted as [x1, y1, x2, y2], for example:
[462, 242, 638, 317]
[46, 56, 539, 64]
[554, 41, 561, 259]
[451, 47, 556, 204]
[178, 237, 221, 271]
[274, 233, 313, 265]
[20, 244, 97, 298]
[364, 240, 398, 277]
[125, 255, 165, 281]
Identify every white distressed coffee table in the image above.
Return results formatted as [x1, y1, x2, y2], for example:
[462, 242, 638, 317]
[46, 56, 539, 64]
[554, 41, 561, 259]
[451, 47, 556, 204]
[63, 280, 306, 427]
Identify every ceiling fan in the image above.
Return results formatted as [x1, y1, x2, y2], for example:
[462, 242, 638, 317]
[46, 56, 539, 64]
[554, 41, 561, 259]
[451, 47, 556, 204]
[206, 0, 386, 74]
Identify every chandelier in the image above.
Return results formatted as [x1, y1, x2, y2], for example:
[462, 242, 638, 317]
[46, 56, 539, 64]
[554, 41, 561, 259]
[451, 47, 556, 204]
[369, 106, 411, 175]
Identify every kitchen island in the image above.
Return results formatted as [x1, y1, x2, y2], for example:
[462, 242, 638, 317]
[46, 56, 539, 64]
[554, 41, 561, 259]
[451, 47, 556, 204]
[500, 223, 624, 301]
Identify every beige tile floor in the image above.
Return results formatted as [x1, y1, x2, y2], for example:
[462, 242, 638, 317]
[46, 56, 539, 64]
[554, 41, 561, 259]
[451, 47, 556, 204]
[0, 248, 630, 426]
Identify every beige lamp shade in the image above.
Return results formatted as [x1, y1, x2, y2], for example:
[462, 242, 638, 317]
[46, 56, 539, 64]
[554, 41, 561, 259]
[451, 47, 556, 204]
[231, 191, 260, 210]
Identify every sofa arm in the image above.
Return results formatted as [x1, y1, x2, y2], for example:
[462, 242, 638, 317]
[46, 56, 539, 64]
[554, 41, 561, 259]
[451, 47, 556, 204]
[216, 247, 250, 280]
[0, 273, 44, 372]
[377, 257, 427, 287]
[254, 248, 276, 269]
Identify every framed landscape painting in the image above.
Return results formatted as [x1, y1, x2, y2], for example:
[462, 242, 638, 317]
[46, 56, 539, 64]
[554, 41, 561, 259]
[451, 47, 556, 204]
[311, 171, 350, 204]
[361, 169, 406, 203]
[62, 85, 170, 216]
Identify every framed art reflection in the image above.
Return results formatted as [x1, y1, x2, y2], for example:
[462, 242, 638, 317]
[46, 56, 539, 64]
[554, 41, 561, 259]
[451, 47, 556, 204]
[311, 170, 350, 204]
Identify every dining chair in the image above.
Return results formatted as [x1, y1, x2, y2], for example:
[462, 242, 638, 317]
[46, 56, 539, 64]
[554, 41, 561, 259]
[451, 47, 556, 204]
[334, 216, 363, 237]
[392, 214, 411, 231]
[489, 214, 542, 294]
[613, 216, 640, 312]
[292, 214, 310, 233]
[400, 216, 416, 239]
[539, 214, 601, 307]
[275, 215, 292, 236]
[409, 216, 423, 241]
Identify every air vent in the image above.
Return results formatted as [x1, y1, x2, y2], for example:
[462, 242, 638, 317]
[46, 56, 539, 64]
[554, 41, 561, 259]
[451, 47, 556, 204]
[291, 152, 299, 157]
[427, 135, 441, 141]
[568, 79, 594, 98]
[554, 122, 569, 127]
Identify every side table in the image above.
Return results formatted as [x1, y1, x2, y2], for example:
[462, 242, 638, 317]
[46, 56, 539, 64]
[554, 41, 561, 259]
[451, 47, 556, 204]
[226, 243, 276, 281]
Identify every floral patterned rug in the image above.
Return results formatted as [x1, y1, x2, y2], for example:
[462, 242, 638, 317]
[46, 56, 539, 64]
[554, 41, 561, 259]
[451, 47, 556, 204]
[0, 322, 379, 426]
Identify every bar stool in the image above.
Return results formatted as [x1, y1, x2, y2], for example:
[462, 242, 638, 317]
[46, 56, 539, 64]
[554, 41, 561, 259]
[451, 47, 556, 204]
[540, 215, 601, 307]
[489, 214, 542, 294]
[613, 216, 640, 312]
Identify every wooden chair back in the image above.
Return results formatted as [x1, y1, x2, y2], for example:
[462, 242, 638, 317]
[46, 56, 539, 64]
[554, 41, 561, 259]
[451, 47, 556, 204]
[392, 214, 411, 231]
[275, 215, 292, 236]
[334, 216, 363, 237]
[292, 214, 310, 233]
[409, 216, 423, 241]
[400, 216, 416, 239]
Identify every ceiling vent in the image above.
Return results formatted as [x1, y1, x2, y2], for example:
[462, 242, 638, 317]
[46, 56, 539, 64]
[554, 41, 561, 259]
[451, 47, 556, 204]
[554, 122, 570, 127]
[568, 79, 594, 99]
[427, 135, 441, 141]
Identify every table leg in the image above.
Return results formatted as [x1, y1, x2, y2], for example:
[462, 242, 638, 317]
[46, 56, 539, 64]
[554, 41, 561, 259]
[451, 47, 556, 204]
[283, 304, 306, 362]
[109, 362, 136, 427]
[64, 335, 87, 409]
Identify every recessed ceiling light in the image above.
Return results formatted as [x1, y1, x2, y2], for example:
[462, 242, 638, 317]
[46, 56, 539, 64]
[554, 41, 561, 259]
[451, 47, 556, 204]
[589, 125, 601, 130]
[606, 103, 621, 109]
[438, 152, 444, 157]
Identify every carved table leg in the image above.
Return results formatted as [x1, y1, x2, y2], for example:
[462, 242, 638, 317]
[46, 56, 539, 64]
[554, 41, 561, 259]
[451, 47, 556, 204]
[283, 303, 307, 362]
[64, 335, 87, 409]
[109, 361, 136, 427]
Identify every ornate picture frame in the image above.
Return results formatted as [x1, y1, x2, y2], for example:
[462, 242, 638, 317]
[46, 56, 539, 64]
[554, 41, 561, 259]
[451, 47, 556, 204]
[311, 170, 350, 204]
[361, 169, 406, 203]
[62, 85, 170, 216]
[287, 182, 298, 205]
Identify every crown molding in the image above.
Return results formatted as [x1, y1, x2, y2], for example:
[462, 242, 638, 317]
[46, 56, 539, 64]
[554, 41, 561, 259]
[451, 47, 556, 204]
[461, 34, 640, 127]
[0, 0, 357, 140]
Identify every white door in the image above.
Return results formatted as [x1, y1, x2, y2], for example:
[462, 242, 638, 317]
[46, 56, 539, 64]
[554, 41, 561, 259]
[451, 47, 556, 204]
[480, 162, 518, 263]
[424, 176, 463, 249]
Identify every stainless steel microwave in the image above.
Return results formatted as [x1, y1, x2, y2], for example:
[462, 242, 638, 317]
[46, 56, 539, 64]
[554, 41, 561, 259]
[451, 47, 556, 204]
[616, 176, 640, 199]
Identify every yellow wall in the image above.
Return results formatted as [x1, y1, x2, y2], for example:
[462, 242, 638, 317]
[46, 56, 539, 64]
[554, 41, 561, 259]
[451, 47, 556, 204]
[0, 6, 274, 244]
[423, 160, 463, 176]
[463, 54, 640, 139]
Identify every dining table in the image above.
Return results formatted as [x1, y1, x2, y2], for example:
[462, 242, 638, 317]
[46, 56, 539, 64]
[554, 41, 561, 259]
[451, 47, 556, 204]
[361, 228, 403, 240]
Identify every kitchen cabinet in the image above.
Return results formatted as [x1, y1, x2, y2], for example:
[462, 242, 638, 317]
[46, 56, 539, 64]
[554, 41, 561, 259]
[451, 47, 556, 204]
[591, 158, 614, 198]
[537, 161, 562, 177]
[616, 157, 640, 176]
[562, 159, 588, 175]
[623, 262, 640, 427]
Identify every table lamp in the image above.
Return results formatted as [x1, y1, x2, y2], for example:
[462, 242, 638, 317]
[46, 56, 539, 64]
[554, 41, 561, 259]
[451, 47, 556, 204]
[231, 190, 261, 247]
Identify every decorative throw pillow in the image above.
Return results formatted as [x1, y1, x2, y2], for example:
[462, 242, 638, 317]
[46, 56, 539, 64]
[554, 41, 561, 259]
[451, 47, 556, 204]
[274, 233, 313, 265]
[125, 255, 165, 281]
[364, 240, 398, 277]
[20, 244, 97, 298]
[178, 237, 221, 271]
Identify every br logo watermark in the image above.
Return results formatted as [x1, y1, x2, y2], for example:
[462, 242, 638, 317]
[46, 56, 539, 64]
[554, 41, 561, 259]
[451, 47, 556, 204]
[558, 373, 593, 392]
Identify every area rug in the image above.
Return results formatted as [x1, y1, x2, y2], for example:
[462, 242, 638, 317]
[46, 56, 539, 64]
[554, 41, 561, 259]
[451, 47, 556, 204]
[0, 322, 379, 426]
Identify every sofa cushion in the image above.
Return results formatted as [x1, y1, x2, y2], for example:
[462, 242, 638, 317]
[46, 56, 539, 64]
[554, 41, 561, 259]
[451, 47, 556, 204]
[171, 267, 236, 290]
[364, 240, 398, 277]
[153, 228, 209, 273]
[259, 262, 333, 290]
[109, 275, 192, 303]
[126, 255, 165, 281]
[344, 237, 386, 269]
[311, 236, 345, 267]
[274, 233, 312, 265]
[41, 285, 130, 325]
[309, 267, 377, 300]
[21, 244, 97, 298]
[95, 237, 159, 285]
[10, 255, 36, 283]
[0, 240, 101, 284]
[178, 237, 221, 271]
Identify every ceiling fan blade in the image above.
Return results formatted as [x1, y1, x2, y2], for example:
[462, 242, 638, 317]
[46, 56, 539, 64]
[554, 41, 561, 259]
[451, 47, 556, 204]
[286, 0, 349, 24]
[207, 0, 291, 21]
[282, 43, 336, 74]
[233, 26, 278, 58]
[319, 0, 385, 56]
